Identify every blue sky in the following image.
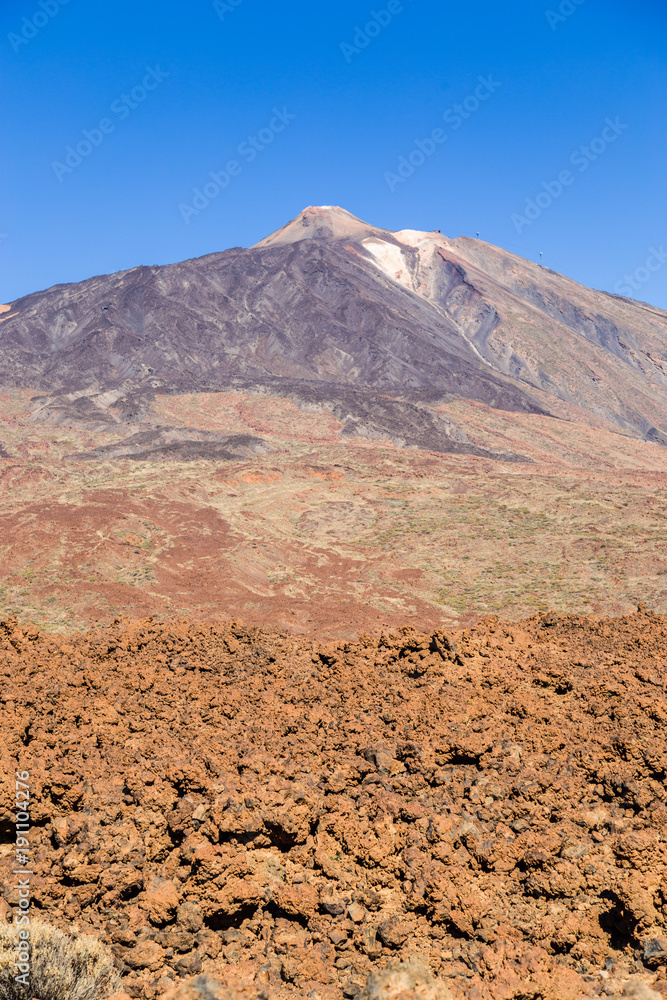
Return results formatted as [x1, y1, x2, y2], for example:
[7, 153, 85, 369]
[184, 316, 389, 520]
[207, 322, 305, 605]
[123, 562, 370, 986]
[1, 0, 666, 308]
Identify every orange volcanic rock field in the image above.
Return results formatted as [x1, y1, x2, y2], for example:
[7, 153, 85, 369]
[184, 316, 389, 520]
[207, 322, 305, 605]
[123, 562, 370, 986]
[1, 608, 667, 1000]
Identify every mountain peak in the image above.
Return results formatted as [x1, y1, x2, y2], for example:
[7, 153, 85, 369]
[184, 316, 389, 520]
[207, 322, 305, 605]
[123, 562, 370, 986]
[253, 205, 384, 248]
[4, 205, 667, 456]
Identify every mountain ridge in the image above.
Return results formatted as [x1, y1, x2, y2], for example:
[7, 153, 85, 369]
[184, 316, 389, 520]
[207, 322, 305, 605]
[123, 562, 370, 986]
[1, 206, 666, 455]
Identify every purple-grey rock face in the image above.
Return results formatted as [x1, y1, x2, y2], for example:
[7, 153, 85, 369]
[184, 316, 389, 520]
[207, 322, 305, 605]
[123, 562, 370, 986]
[1, 206, 666, 455]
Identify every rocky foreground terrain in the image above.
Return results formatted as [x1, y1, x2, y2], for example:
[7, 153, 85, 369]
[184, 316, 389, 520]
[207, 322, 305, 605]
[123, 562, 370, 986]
[1, 607, 667, 1000]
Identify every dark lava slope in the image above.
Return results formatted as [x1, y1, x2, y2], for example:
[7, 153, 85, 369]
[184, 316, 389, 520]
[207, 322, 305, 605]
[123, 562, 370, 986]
[2, 206, 666, 451]
[0, 243, 536, 413]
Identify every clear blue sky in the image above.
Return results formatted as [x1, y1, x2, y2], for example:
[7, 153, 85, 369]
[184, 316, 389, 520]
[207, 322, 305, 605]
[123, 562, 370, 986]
[1, 0, 666, 308]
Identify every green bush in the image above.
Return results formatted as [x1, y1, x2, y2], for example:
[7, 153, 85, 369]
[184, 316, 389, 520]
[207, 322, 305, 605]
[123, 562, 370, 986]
[0, 919, 120, 1000]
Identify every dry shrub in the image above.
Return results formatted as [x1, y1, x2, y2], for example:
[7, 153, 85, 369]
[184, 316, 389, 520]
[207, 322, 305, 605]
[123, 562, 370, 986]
[357, 959, 453, 1000]
[161, 975, 238, 999]
[0, 918, 120, 1000]
[622, 985, 664, 1000]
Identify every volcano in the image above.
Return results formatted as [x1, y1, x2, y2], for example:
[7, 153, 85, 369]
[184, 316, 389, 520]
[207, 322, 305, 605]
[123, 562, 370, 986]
[1, 205, 666, 454]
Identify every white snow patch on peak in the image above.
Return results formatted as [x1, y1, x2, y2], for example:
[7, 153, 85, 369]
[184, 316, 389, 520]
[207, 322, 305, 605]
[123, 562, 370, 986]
[395, 228, 450, 248]
[362, 238, 414, 292]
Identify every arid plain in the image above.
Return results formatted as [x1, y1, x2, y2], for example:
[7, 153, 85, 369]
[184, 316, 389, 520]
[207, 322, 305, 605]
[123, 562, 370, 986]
[1, 386, 666, 636]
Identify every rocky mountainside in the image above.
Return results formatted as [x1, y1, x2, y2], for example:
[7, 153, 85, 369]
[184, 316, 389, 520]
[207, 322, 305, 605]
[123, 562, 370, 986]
[2, 206, 666, 455]
[67, 429, 273, 463]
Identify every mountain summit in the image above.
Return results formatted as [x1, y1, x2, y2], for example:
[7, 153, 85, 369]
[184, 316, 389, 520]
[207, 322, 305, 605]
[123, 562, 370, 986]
[253, 205, 382, 247]
[1, 207, 666, 453]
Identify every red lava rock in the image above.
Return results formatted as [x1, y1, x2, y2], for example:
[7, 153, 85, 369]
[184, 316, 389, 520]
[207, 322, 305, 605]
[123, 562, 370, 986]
[348, 904, 366, 924]
[377, 917, 413, 949]
[1, 611, 667, 1000]
[143, 877, 180, 926]
[271, 881, 320, 919]
[644, 938, 667, 965]
[177, 902, 204, 933]
[124, 939, 165, 971]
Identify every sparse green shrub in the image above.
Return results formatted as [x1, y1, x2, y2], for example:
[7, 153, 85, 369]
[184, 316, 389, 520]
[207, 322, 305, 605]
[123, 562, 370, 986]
[0, 919, 120, 1000]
